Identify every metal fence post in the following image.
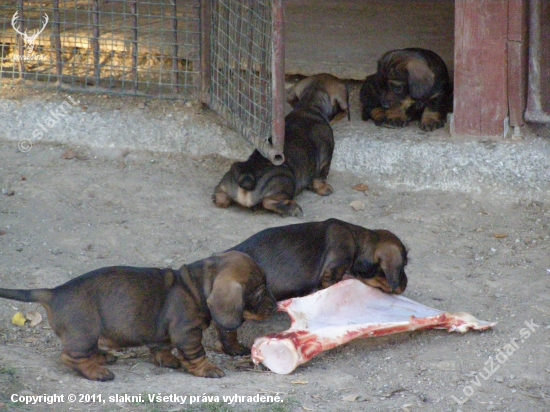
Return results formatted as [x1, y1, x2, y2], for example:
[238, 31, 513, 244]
[270, 0, 285, 165]
[200, 0, 212, 105]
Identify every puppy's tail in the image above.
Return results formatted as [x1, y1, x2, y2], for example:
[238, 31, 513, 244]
[0, 288, 52, 304]
[238, 174, 256, 191]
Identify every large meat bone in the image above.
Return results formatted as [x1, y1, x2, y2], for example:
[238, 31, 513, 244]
[251, 279, 496, 374]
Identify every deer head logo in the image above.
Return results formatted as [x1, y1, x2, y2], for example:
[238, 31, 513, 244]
[11, 11, 49, 57]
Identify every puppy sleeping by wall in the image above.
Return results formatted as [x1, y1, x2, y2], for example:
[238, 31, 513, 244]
[0, 251, 276, 381]
[360, 48, 453, 131]
[213, 74, 349, 217]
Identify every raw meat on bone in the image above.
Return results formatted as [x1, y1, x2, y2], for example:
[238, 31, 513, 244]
[251, 279, 496, 374]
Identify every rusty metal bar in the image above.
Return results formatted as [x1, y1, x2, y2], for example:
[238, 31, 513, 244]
[52, 0, 62, 82]
[130, 1, 138, 92]
[91, 0, 100, 86]
[200, 0, 212, 105]
[171, 0, 179, 94]
[270, 0, 285, 165]
[15, 0, 25, 77]
[259, 4, 269, 130]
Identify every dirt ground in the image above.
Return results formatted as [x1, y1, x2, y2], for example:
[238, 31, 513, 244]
[0, 89, 549, 412]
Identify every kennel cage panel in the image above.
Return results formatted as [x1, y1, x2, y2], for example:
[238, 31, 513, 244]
[0, 0, 201, 99]
[207, 0, 285, 165]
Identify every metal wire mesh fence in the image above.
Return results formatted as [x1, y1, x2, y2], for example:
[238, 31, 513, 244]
[0, 0, 201, 99]
[0, 0, 284, 163]
[207, 0, 284, 164]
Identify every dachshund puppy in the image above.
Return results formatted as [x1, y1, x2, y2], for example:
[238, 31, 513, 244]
[0, 251, 276, 381]
[228, 218, 408, 301]
[213, 74, 349, 217]
[287, 73, 350, 122]
[360, 48, 452, 131]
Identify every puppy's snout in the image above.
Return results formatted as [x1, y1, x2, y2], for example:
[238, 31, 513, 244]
[389, 282, 403, 294]
[244, 288, 277, 321]
[379, 89, 400, 109]
[263, 291, 278, 315]
[390, 272, 407, 295]
[389, 271, 407, 294]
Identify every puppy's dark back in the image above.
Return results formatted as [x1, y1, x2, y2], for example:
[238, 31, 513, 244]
[284, 88, 335, 194]
[227, 219, 355, 300]
[0, 266, 175, 321]
[291, 84, 333, 122]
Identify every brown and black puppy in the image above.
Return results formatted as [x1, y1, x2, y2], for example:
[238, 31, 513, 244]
[0, 251, 276, 381]
[287, 73, 350, 122]
[213, 74, 349, 217]
[360, 48, 452, 131]
[227, 218, 408, 301]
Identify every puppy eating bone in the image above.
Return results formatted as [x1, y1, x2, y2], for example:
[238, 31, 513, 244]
[229, 218, 408, 301]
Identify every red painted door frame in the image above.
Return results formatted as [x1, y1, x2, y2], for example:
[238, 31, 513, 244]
[453, 0, 528, 138]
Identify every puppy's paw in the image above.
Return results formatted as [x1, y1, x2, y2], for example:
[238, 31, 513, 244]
[420, 110, 445, 131]
[213, 189, 232, 208]
[152, 349, 181, 369]
[93, 351, 117, 365]
[222, 342, 251, 357]
[280, 202, 303, 218]
[81, 363, 115, 381]
[420, 119, 445, 131]
[370, 108, 386, 125]
[61, 354, 116, 381]
[385, 108, 410, 128]
[384, 117, 409, 128]
[182, 357, 225, 378]
[311, 179, 333, 196]
[263, 198, 303, 217]
[199, 363, 225, 378]
[91, 366, 115, 382]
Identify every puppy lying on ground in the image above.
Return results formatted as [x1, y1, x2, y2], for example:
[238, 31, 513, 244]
[0, 251, 276, 381]
[228, 218, 408, 301]
[213, 74, 349, 217]
[360, 47, 452, 131]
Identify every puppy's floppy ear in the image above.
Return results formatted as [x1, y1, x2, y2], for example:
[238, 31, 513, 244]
[406, 58, 435, 100]
[207, 273, 244, 331]
[373, 243, 404, 292]
[286, 77, 313, 108]
[286, 87, 299, 107]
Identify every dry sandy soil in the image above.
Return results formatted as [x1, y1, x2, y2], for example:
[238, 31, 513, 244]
[0, 89, 549, 412]
[0, 1, 548, 411]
